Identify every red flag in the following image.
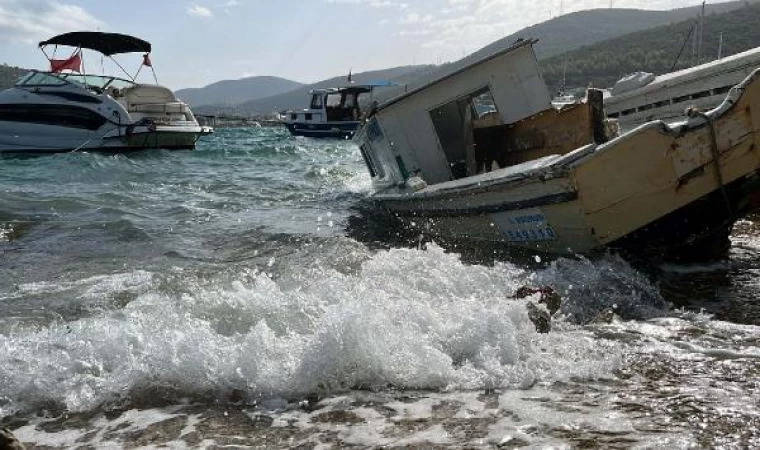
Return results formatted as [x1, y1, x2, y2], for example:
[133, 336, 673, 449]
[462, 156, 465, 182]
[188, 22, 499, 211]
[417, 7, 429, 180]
[50, 52, 81, 73]
[143, 53, 152, 68]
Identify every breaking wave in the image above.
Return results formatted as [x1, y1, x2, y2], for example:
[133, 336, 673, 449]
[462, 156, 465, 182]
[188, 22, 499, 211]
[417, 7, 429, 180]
[0, 245, 666, 416]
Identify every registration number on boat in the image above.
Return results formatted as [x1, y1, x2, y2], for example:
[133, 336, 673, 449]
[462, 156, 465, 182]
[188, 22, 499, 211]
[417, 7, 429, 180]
[494, 208, 557, 242]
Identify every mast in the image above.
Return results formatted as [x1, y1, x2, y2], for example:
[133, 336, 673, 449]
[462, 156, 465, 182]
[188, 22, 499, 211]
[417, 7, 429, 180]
[691, 19, 698, 66]
[697, 0, 706, 64]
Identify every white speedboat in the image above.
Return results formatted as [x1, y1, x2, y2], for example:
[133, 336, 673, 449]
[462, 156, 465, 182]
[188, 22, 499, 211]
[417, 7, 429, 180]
[355, 39, 760, 260]
[0, 31, 212, 154]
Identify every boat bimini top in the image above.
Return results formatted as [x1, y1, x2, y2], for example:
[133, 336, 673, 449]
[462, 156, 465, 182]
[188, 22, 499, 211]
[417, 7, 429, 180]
[37, 31, 160, 87]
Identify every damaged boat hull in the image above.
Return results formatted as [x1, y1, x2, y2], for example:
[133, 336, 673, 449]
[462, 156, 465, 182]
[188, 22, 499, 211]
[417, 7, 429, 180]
[360, 68, 760, 260]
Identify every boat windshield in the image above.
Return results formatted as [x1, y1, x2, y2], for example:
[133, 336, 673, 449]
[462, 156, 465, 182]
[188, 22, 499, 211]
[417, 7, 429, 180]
[60, 73, 136, 89]
[15, 71, 68, 87]
[15, 71, 136, 90]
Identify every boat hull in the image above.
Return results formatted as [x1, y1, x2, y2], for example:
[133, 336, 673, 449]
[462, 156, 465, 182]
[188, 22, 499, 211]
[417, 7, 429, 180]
[284, 121, 359, 139]
[370, 70, 760, 260]
[0, 122, 211, 154]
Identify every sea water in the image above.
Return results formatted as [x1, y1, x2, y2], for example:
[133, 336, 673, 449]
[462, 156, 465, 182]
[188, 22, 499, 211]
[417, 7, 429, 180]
[1, 127, 759, 448]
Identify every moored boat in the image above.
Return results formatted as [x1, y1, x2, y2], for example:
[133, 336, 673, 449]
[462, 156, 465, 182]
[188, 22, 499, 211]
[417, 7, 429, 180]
[605, 46, 760, 131]
[0, 32, 212, 155]
[283, 84, 388, 139]
[355, 39, 760, 260]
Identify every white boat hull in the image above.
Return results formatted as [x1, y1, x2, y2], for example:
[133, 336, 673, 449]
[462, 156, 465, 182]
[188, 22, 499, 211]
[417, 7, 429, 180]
[0, 122, 211, 154]
[369, 70, 760, 259]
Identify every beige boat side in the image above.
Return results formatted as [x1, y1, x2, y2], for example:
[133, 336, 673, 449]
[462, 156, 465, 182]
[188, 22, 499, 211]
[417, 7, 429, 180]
[572, 70, 760, 253]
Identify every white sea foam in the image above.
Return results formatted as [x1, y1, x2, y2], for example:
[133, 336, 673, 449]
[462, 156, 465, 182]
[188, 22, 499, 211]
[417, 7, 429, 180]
[0, 246, 664, 417]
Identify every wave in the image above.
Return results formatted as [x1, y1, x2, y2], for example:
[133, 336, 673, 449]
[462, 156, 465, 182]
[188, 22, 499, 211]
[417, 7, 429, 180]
[0, 246, 666, 416]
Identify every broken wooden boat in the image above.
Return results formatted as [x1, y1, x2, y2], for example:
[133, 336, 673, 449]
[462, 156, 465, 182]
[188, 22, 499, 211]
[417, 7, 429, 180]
[354, 39, 760, 259]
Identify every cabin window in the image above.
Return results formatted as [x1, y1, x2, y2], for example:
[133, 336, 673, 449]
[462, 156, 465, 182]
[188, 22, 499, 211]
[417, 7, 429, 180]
[713, 85, 732, 96]
[359, 143, 384, 178]
[692, 90, 711, 100]
[326, 94, 342, 107]
[470, 90, 498, 118]
[673, 95, 690, 104]
[428, 86, 499, 180]
[291, 113, 297, 120]
[0, 104, 107, 130]
[638, 104, 653, 112]
[310, 94, 323, 109]
[654, 100, 670, 108]
[326, 92, 358, 122]
[305, 113, 313, 121]
[621, 108, 636, 116]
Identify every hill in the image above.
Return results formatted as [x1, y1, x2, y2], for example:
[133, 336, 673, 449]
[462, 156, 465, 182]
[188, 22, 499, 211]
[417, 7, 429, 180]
[199, 65, 436, 116]
[174, 76, 304, 108]
[540, 2, 760, 92]
[310, 1, 758, 114]
[0, 64, 29, 90]
[472, 0, 750, 63]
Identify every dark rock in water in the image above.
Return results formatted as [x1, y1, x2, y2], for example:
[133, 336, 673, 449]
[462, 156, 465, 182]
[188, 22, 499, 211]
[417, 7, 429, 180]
[539, 288, 562, 315]
[512, 286, 562, 314]
[229, 388, 245, 404]
[512, 286, 562, 332]
[0, 428, 25, 450]
[527, 302, 552, 334]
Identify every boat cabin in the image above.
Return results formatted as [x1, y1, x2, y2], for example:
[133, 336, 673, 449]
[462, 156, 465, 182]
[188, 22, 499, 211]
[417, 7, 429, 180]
[356, 39, 614, 189]
[288, 85, 373, 125]
[14, 70, 197, 125]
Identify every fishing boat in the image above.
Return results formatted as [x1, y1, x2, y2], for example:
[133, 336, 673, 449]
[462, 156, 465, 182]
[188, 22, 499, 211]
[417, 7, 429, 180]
[0, 32, 212, 154]
[354, 38, 760, 260]
[283, 82, 392, 139]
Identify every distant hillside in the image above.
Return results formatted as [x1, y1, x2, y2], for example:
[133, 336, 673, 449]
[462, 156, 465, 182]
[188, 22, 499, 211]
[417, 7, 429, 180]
[540, 2, 760, 92]
[200, 65, 436, 115]
[0, 64, 28, 90]
[335, 1, 758, 112]
[175, 76, 304, 108]
[472, 1, 751, 63]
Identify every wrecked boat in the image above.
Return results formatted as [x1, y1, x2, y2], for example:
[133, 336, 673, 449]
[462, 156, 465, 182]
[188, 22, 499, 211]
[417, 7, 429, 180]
[354, 39, 760, 259]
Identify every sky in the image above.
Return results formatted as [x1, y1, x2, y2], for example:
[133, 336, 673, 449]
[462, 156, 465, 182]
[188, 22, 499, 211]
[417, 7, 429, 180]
[0, 0, 734, 89]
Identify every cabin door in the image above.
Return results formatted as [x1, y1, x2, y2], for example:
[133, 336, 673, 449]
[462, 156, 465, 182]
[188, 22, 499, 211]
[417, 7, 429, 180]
[428, 87, 498, 180]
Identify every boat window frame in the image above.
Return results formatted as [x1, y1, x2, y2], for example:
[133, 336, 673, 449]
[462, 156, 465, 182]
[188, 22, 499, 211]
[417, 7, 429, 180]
[325, 93, 342, 108]
[310, 93, 324, 110]
[15, 70, 137, 91]
[359, 143, 385, 178]
[15, 71, 71, 87]
[426, 84, 499, 179]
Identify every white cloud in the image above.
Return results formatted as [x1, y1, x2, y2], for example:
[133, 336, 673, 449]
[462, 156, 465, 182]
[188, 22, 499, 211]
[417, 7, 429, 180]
[187, 4, 214, 18]
[0, 0, 103, 44]
[326, 0, 408, 8]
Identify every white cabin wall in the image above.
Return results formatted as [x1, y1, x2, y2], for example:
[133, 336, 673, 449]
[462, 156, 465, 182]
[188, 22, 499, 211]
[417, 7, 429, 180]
[375, 45, 552, 185]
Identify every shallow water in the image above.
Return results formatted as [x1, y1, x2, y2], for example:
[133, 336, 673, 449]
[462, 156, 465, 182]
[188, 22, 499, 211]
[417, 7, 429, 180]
[1, 127, 759, 449]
